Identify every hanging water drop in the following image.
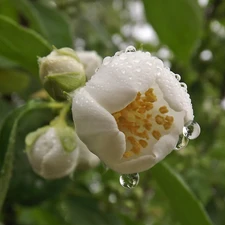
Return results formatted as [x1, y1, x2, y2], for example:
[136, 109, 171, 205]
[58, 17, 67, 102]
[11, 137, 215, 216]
[125, 46, 136, 53]
[174, 134, 189, 150]
[119, 173, 139, 189]
[183, 121, 201, 140]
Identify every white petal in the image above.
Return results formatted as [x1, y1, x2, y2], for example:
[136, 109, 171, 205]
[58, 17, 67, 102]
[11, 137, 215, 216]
[72, 88, 126, 164]
[156, 69, 193, 122]
[85, 51, 193, 120]
[76, 135, 100, 169]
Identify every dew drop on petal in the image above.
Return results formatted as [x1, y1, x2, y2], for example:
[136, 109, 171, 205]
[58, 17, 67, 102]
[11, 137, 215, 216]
[119, 173, 139, 189]
[103, 56, 111, 65]
[175, 74, 181, 81]
[115, 51, 122, 56]
[180, 82, 187, 90]
[125, 46, 136, 53]
[183, 121, 201, 140]
[174, 134, 189, 150]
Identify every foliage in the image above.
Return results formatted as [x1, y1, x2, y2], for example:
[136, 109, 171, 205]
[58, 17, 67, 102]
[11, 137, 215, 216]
[0, 0, 224, 224]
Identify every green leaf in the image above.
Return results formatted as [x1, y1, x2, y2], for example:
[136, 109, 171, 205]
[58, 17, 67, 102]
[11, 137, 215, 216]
[64, 196, 123, 225]
[0, 0, 18, 21]
[0, 106, 25, 212]
[0, 69, 30, 93]
[0, 15, 51, 75]
[14, 0, 73, 48]
[151, 162, 213, 225]
[0, 101, 61, 210]
[143, 0, 203, 61]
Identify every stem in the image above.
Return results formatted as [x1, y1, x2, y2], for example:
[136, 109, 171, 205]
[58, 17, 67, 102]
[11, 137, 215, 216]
[50, 103, 71, 126]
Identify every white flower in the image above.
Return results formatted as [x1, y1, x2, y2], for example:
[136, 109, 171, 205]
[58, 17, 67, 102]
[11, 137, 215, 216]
[72, 47, 194, 174]
[76, 51, 102, 81]
[76, 139, 100, 169]
[26, 127, 79, 179]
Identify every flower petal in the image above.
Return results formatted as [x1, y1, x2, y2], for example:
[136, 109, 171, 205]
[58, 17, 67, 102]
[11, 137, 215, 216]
[72, 88, 126, 164]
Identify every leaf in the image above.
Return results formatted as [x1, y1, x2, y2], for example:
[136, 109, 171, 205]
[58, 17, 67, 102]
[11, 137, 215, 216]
[64, 196, 124, 225]
[0, 15, 51, 75]
[0, 101, 60, 211]
[0, 106, 25, 212]
[151, 162, 213, 225]
[143, 0, 203, 61]
[0, 69, 30, 93]
[14, 0, 73, 48]
[0, 0, 18, 21]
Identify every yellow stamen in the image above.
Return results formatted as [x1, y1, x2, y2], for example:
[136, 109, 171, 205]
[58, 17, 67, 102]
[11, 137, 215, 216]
[152, 130, 161, 140]
[159, 106, 168, 114]
[112, 88, 174, 158]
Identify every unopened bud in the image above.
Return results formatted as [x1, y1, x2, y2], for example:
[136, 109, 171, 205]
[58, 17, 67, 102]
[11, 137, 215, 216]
[76, 51, 102, 80]
[26, 125, 79, 179]
[39, 47, 86, 101]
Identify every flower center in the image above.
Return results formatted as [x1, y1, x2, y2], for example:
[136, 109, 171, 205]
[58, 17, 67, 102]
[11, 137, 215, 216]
[112, 88, 174, 158]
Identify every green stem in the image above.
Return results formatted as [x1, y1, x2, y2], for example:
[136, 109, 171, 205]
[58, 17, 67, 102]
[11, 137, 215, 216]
[50, 103, 71, 127]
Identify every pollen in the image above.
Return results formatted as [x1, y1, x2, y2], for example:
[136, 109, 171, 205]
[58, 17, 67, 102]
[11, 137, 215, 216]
[155, 115, 164, 125]
[159, 106, 168, 114]
[152, 130, 161, 140]
[112, 88, 174, 158]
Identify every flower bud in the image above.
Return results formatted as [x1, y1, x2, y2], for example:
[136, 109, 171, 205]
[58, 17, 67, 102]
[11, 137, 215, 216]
[26, 125, 79, 179]
[76, 51, 102, 80]
[38, 47, 86, 101]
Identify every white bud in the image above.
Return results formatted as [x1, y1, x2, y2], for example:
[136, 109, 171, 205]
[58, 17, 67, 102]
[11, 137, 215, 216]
[26, 126, 79, 179]
[76, 51, 102, 80]
[38, 47, 86, 101]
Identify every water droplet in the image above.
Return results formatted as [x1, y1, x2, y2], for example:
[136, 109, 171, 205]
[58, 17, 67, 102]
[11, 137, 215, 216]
[175, 74, 181, 81]
[134, 59, 140, 63]
[136, 67, 141, 72]
[115, 51, 122, 56]
[125, 46, 136, 53]
[164, 66, 170, 71]
[119, 173, 139, 189]
[174, 134, 189, 150]
[183, 121, 201, 140]
[121, 70, 126, 74]
[103, 56, 111, 65]
[146, 62, 152, 67]
[180, 82, 187, 89]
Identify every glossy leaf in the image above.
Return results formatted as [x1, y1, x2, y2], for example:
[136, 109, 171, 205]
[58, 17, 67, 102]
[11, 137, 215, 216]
[0, 15, 51, 75]
[151, 162, 213, 225]
[64, 196, 124, 225]
[0, 69, 30, 93]
[0, 101, 61, 211]
[143, 0, 203, 61]
[14, 0, 73, 48]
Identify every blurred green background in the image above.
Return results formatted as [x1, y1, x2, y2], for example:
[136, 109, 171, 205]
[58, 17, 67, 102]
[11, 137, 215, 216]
[0, 0, 225, 224]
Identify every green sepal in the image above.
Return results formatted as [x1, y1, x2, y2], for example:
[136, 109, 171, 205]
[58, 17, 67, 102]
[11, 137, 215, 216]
[55, 126, 77, 153]
[43, 72, 86, 101]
